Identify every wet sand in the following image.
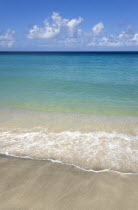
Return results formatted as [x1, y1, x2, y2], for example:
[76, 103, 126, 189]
[0, 156, 137, 210]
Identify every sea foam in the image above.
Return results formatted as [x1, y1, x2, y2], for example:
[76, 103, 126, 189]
[0, 128, 137, 173]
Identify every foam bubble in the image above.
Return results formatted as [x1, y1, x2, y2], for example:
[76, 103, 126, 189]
[0, 128, 137, 173]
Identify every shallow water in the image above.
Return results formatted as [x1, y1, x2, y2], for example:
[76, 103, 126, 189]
[0, 108, 137, 173]
[0, 52, 137, 173]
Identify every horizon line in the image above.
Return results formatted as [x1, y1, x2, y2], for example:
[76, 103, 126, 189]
[0, 50, 138, 53]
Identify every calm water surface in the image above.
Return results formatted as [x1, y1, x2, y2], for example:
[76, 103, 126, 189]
[0, 52, 137, 173]
[0, 52, 138, 115]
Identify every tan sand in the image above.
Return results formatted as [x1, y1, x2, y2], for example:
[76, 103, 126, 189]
[0, 155, 137, 210]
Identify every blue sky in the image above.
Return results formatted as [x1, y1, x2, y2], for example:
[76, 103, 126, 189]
[0, 0, 138, 50]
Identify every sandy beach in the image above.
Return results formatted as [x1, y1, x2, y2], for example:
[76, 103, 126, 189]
[0, 155, 137, 210]
[0, 52, 138, 209]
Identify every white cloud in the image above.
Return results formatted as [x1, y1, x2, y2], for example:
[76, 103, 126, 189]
[118, 28, 134, 39]
[0, 29, 15, 47]
[88, 35, 123, 47]
[27, 12, 138, 48]
[92, 22, 104, 35]
[88, 30, 138, 48]
[27, 12, 83, 39]
[118, 32, 127, 38]
[132, 33, 138, 45]
[27, 13, 62, 39]
[27, 24, 60, 39]
[99, 36, 122, 47]
[58, 38, 78, 47]
[67, 17, 83, 37]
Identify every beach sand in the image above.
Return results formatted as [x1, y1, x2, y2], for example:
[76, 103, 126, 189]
[0, 155, 137, 210]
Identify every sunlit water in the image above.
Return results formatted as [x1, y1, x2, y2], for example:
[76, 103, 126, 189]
[0, 52, 138, 173]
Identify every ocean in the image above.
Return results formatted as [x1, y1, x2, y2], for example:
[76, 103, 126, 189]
[0, 52, 137, 173]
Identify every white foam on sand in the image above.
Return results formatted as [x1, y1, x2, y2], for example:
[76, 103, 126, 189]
[0, 128, 137, 173]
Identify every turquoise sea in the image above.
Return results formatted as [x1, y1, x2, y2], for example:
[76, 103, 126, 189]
[0, 52, 138, 173]
[0, 52, 138, 115]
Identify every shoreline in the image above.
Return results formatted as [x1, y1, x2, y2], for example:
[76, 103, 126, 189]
[1, 153, 137, 175]
[0, 155, 137, 209]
